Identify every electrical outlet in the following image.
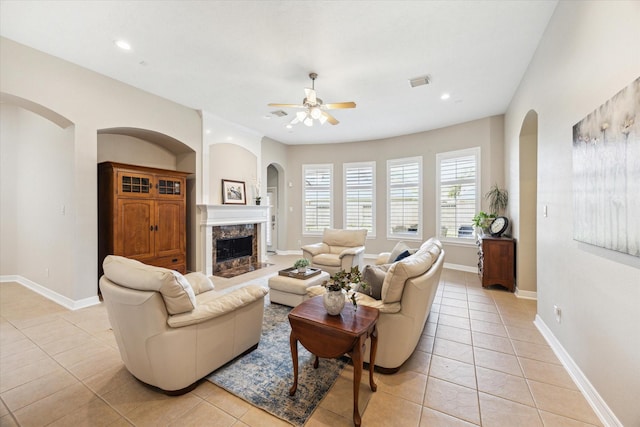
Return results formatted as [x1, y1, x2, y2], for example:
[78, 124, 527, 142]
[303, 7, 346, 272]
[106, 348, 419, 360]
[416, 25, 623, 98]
[297, 240, 302, 246]
[554, 304, 561, 323]
[45, 267, 50, 277]
[543, 205, 548, 217]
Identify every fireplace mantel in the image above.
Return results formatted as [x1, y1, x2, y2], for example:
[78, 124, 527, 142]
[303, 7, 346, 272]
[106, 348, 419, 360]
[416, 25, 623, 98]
[198, 204, 269, 226]
[198, 204, 269, 275]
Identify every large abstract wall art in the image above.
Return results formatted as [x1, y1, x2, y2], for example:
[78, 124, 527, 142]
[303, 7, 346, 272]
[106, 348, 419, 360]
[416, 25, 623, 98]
[573, 77, 639, 257]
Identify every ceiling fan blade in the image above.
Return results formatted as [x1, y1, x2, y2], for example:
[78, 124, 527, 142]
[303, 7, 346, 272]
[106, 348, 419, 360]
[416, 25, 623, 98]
[268, 103, 305, 108]
[322, 111, 339, 125]
[323, 101, 356, 109]
[304, 88, 317, 105]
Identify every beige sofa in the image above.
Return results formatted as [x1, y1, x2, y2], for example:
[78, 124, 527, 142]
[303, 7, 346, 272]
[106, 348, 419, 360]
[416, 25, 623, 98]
[301, 228, 368, 274]
[310, 238, 444, 373]
[99, 255, 268, 394]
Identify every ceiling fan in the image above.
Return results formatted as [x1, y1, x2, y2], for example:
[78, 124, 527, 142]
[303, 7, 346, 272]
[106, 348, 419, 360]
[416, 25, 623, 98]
[268, 72, 356, 126]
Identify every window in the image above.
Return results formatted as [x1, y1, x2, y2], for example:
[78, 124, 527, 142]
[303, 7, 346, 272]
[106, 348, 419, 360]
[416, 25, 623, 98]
[387, 157, 422, 239]
[303, 164, 333, 235]
[344, 162, 375, 236]
[436, 147, 480, 242]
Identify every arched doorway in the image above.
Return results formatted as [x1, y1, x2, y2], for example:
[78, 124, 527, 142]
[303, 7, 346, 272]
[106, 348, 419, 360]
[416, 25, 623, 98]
[266, 163, 284, 253]
[518, 110, 538, 297]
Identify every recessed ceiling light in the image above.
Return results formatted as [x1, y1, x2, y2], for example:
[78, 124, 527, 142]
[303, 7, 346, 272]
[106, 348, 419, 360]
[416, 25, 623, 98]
[440, 93, 450, 100]
[409, 75, 430, 88]
[115, 40, 131, 50]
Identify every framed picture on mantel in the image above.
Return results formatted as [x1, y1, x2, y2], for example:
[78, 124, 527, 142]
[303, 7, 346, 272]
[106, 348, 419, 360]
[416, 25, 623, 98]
[222, 179, 246, 205]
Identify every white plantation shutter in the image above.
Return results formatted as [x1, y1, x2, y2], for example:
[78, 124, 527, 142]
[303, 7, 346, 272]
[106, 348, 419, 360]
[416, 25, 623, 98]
[387, 157, 422, 239]
[344, 162, 375, 236]
[303, 164, 333, 234]
[436, 148, 480, 241]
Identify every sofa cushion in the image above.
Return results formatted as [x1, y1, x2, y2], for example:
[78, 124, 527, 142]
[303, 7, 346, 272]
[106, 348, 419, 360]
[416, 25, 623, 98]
[313, 253, 342, 267]
[168, 285, 268, 327]
[185, 272, 215, 295]
[323, 228, 367, 247]
[103, 255, 196, 315]
[381, 250, 435, 303]
[361, 264, 387, 300]
[388, 241, 410, 264]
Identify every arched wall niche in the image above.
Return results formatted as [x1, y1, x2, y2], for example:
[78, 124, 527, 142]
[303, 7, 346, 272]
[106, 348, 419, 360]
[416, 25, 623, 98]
[518, 109, 538, 295]
[98, 127, 196, 173]
[0, 92, 73, 129]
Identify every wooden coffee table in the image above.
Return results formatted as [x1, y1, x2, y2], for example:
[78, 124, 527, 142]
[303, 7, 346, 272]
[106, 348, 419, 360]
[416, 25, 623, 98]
[288, 295, 379, 427]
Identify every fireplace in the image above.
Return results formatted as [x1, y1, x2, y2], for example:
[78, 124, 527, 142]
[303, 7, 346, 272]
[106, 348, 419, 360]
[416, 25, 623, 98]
[212, 224, 257, 275]
[198, 204, 269, 276]
[216, 236, 253, 262]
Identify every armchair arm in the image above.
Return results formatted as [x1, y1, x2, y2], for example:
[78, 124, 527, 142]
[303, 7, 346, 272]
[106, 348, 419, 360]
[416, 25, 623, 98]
[167, 285, 268, 328]
[338, 246, 365, 259]
[301, 242, 329, 257]
[355, 292, 401, 314]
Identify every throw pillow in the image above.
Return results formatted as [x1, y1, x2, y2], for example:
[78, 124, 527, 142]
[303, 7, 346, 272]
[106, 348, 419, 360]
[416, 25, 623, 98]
[185, 272, 215, 295]
[387, 241, 410, 264]
[361, 264, 386, 300]
[394, 250, 411, 262]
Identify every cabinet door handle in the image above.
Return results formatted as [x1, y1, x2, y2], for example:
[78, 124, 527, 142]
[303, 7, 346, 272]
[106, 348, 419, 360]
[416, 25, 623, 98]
[149, 225, 153, 231]
[154, 225, 158, 231]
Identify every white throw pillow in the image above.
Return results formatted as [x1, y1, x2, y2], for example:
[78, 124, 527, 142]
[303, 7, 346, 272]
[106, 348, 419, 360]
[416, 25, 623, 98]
[387, 241, 410, 263]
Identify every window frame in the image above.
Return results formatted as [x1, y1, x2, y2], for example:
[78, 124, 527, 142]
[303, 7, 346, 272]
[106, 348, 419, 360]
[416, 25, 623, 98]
[435, 147, 481, 245]
[386, 156, 423, 241]
[302, 163, 333, 236]
[343, 161, 376, 238]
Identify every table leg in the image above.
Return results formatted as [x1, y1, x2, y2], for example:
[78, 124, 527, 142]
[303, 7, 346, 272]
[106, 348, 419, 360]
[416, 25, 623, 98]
[289, 333, 298, 396]
[369, 325, 378, 392]
[313, 355, 319, 369]
[351, 334, 366, 427]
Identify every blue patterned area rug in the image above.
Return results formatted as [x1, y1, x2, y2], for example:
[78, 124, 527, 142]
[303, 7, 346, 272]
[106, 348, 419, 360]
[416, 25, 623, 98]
[206, 302, 348, 427]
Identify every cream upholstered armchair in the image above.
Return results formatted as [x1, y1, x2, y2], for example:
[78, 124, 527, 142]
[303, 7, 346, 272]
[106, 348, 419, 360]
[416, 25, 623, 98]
[99, 255, 268, 394]
[301, 228, 368, 275]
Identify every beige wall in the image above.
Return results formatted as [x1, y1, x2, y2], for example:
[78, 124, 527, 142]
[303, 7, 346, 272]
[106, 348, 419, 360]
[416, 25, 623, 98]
[208, 143, 257, 204]
[0, 105, 75, 298]
[0, 37, 202, 302]
[284, 115, 505, 267]
[97, 134, 178, 170]
[504, 2, 640, 425]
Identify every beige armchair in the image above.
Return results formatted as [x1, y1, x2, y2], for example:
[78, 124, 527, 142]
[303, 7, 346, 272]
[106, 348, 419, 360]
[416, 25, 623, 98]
[99, 255, 268, 394]
[301, 228, 368, 274]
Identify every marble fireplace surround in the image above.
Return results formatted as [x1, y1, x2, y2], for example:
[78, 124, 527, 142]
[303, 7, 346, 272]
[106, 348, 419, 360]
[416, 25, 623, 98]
[198, 205, 269, 276]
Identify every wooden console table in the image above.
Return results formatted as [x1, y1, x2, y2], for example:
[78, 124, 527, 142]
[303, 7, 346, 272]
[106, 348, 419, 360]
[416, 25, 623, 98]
[288, 296, 379, 426]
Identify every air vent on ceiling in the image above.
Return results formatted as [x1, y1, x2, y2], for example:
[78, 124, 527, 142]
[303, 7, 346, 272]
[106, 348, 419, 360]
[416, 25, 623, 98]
[270, 110, 288, 117]
[409, 75, 431, 88]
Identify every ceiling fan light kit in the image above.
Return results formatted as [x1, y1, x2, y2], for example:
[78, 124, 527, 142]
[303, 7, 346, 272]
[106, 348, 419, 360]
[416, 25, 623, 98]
[268, 72, 356, 127]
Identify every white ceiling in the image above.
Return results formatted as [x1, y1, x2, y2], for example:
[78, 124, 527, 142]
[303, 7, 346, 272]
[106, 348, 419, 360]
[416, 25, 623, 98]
[0, 0, 557, 145]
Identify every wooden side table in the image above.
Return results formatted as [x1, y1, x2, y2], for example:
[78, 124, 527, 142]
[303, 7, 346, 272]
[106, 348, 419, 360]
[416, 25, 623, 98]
[288, 296, 379, 427]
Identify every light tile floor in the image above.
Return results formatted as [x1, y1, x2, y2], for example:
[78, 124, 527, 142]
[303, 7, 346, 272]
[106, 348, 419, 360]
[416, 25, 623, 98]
[0, 255, 602, 426]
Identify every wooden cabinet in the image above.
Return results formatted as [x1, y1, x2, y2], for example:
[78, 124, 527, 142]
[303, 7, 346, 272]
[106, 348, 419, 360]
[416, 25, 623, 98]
[477, 236, 515, 292]
[99, 162, 189, 278]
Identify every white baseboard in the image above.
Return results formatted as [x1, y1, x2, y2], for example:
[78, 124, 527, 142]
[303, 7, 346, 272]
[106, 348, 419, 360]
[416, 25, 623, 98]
[444, 262, 477, 273]
[534, 315, 622, 427]
[274, 250, 303, 256]
[0, 275, 100, 311]
[515, 288, 537, 300]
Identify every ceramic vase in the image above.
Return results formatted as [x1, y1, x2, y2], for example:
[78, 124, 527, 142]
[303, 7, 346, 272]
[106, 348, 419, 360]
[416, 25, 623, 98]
[323, 290, 345, 315]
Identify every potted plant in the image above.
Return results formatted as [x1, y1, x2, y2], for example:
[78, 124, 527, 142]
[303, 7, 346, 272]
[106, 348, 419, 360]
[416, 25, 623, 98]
[472, 211, 496, 236]
[485, 184, 508, 216]
[293, 258, 310, 273]
[255, 196, 262, 205]
[321, 267, 367, 314]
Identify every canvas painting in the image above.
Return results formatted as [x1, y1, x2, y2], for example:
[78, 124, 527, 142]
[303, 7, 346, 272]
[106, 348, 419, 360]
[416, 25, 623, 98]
[573, 77, 639, 257]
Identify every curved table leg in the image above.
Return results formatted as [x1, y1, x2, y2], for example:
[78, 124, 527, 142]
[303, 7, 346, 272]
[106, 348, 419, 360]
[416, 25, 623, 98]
[289, 333, 298, 396]
[351, 335, 365, 427]
[369, 325, 378, 392]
